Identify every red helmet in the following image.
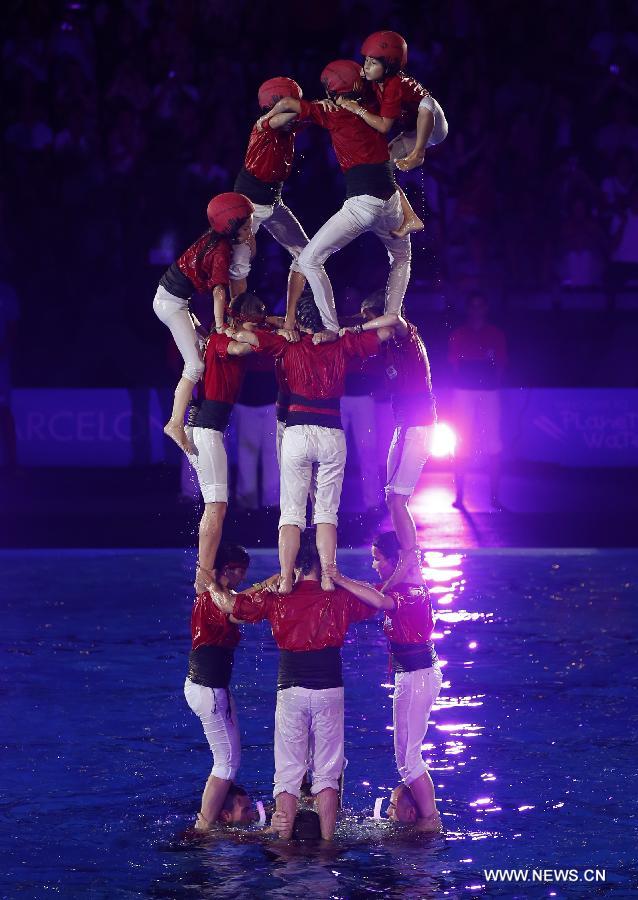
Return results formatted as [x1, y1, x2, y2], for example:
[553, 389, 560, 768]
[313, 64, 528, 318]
[206, 193, 254, 235]
[320, 60, 364, 96]
[361, 30, 407, 71]
[258, 76, 302, 110]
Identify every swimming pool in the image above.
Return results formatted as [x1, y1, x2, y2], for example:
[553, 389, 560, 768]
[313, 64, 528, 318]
[1, 548, 637, 898]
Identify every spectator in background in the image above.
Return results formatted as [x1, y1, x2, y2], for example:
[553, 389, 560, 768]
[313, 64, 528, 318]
[233, 308, 280, 511]
[0, 280, 19, 467]
[341, 353, 384, 519]
[601, 147, 637, 214]
[448, 293, 507, 511]
[558, 195, 608, 287]
[595, 96, 638, 160]
[609, 185, 638, 299]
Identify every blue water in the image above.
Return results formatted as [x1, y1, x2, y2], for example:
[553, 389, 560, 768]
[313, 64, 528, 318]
[1, 548, 637, 899]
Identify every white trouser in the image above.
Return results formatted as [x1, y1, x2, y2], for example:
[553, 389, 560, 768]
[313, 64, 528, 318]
[386, 425, 433, 497]
[184, 678, 241, 781]
[152, 285, 204, 383]
[273, 686, 344, 798]
[453, 389, 502, 458]
[276, 420, 286, 468]
[340, 395, 381, 509]
[229, 200, 309, 280]
[187, 427, 228, 503]
[279, 424, 346, 529]
[234, 403, 279, 508]
[393, 666, 442, 785]
[389, 94, 449, 161]
[296, 192, 411, 332]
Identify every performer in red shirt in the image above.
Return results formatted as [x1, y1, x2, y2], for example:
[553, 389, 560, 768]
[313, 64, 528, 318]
[261, 61, 411, 336]
[341, 293, 436, 588]
[367, 531, 443, 833]
[188, 293, 270, 593]
[448, 292, 508, 510]
[153, 192, 254, 452]
[336, 30, 448, 238]
[230, 78, 309, 305]
[185, 543, 263, 832]
[208, 528, 393, 840]
[234, 291, 392, 593]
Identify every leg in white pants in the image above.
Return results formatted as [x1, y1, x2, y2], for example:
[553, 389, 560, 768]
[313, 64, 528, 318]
[273, 686, 344, 798]
[297, 193, 410, 330]
[341, 395, 381, 509]
[393, 666, 442, 785]
[189, 427, 228, 503]
[184, 679, 241, 780]
[152, 286, 204, 382]
[230, 201, 309, 281]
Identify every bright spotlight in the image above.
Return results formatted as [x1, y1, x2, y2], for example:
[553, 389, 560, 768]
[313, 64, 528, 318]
[431, 422, 457, 458]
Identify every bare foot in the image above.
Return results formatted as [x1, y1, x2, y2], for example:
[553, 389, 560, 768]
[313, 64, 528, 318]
[395, 152, 425, 172]
[164, 420, 194, 454]
[321, 571, 335, 591]
[391, 216, 424, 239]
[278, 574, 293, 595]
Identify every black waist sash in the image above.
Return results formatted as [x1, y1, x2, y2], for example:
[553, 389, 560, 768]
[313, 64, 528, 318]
[188, 646, 235, 689]
[286, 393, 342, 429]
[193, 399, 233, 432]
[276, 390, 290, 423]
[389, 641, 438, 673]
[278, 647, 343, 690]
[392, 391, 437, 427]
[345, 161, 396, 200]
[234, 166, 283, 205]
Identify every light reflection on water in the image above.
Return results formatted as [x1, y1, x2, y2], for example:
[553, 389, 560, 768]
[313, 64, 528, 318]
[1, 548, 637, 896]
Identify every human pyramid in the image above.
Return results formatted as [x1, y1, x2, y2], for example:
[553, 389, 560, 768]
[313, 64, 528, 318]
[154, 31, 448, 842]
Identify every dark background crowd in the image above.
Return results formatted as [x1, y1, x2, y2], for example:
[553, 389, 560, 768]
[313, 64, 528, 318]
[2, 0, 638, 393]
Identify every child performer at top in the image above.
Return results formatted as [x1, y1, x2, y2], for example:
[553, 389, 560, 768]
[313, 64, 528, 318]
[230, 77, 309, 303]
[336, 30, 448, 238]
[153, 192, 254, 453]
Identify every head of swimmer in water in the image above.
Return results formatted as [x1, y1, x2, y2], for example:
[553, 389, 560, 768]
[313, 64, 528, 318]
[228, 292, 267, 330]
[371, 531, 400, 581]
[214, 542, 250, 590]
[217, 784, 257, 826]
[387, 784, 419, 824]
[291, 809, 322, 841]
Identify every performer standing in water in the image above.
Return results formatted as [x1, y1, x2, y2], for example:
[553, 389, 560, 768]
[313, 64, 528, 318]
[368, 531, 443, 833]
[335, 30, 448, 237]
[230, 78, 309, 303]
[185, 543, 265, 832]
[153, 192, 254, 452]
[341, 293, 436, 587]
[208, 528, 393, 841]
[262, 60, 411, 335]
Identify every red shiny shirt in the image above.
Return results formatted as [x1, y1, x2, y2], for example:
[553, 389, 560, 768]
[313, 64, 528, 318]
[253, 330, 379, 419]
[382, 323, 432, 398]
[244, 120, 298, 183]
[372, 74, 428, 130]
[201, 333, 247, 403]
[382, 582, 434, 644]
[191, 591, 241, 650]
[232, 580, 376, 651]
[298, 99, 390, 171]
[176, 231, 232, 293]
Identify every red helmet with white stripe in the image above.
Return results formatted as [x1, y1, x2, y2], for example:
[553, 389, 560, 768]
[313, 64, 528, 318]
[320, 60, 364, 97]
[361, 30, 407, 72]
[206, 193, 254, 235]
[258, 77, 303, 111]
